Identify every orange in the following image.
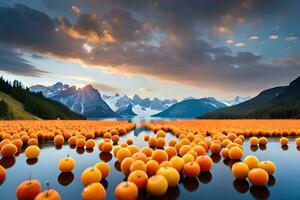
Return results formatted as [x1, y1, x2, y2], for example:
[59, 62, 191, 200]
[76, 138, 85, 148]
[117, 148, 131, 162]
[102, 142, 113, 152]
[231, 162, 249, 179]
[146, 175, 168, 196]
[280, 137, 288, 145]
[94, 162, 110, 179]
[16, 179, 41, 200]
[258, 160, 276, 175]
[132, 152, 148, 163]
[195, 155, 213, 171]
[1, 143, 18, 157]
[35, 189, 61, 200]
[249, 137, 259, 146]
[183, 162, 201, 178]
[82, 182, 106, 200]
[248, 168, 269, 186]
[243, 155, 259, 170]
[120, 157, 134, 176]
[130, 160, 147, 172]
[128, 170, 148, 189]
[228, 146, 243, 160]
[0, 165, 6, 183]
[221, 147, 229, 158]
[156, 137, 166, 148]
[81, 167, 102, 186]
[115, 181, 138, 200]
[210, 143, 221, 154]
[156, 167, 180, 187]
[58, 155, 75, 172]
[24, 145, 40, 159]
[258, 137, 268, 145]
[54, 135, 64, 146]
[146, 160, 160, 177]
[169, 156, 185, 172]
[151, 149, 168, 164]
[85, 139, 95, 149]
[140, 147, 153, 157]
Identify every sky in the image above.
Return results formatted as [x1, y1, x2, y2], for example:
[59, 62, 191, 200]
[0, 0, 300, 100]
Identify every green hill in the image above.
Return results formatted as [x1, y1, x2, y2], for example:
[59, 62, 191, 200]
[0, 77, 85, 120]
[201, 76, 300, 119]
[0, 91, 38, 119]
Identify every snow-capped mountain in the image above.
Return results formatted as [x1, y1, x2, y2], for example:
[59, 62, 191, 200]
[221, 96, 251, 106]
[102, 93, 177, 117]
[29, 83, 118, 118]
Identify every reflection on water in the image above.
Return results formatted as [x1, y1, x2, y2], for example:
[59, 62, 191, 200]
[1, 128, 300, 200]
[250, 185, 270, 199]
[233, 179, 249, 193]
[58, 172, 74, 186]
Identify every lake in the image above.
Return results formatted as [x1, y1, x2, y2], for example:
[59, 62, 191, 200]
[1, 123, 300, 200]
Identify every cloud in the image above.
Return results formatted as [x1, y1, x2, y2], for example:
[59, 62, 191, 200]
[286, 36, 297, 42]
[226, 39, 234, 44]
[71, 5, 80, 14]
[0, 3, 300, 97]
[0, 44, 46, 76]
[235, 42, 245, 47]
[269, 35, 279, 40]
[139, 87, 154, 93]
[249, 35, 259, 40]
[92, 82, 120, 92]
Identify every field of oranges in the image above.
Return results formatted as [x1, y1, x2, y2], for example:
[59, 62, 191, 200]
[1, 119, 300, 200]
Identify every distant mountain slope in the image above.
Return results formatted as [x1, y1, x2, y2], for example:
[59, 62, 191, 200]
[221, 96, 251, 106]
[116, 104, 137, 118]
[202, 76, 300, 119]
[0, 77, 84, 120]
[153, 98, 226, 118]
[30, 83, 118, 118]
[0, 91, 38, 119]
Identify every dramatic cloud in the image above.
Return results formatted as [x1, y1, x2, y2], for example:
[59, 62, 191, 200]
[0, 44, 46, 76]
[0, 1, 300, 95]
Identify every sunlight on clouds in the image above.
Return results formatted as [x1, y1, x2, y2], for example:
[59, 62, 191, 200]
[139, 87, 153, 93]
[226, 39, 234, 44]
[249, 35, 259, 40]
[71, 6, 81, 14]
[235, 42, 245, 47]
[82, 43, 94, 54]
[269, 35, 279, 40]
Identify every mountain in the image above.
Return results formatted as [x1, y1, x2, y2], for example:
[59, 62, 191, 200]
[116, 103, 137, 118]
[30, 83, 118, 118]
[221, 96, 251, 106]
[0, 77, 84, 120]
[153, 98, 226, 118]
[103, 93, 177, 117]
[202, 76, 300, 119]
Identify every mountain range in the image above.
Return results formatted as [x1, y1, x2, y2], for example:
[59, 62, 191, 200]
[30, 82, 118, 118]
[30, 82, 251, 119]
[202, 76, 300, 119]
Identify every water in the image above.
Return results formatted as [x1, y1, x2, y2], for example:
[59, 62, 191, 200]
[1, 128, 300, 200]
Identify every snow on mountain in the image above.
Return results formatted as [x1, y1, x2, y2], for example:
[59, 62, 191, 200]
[221, 96, 251, 106]
[29, 83, 118, 118]
[103, 93, 177, 117]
